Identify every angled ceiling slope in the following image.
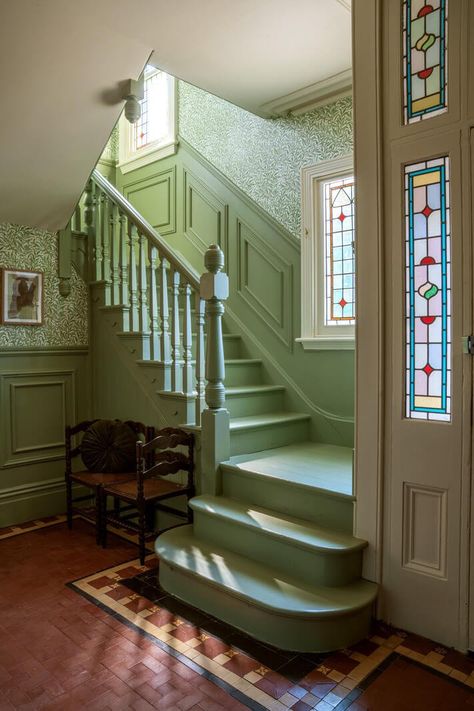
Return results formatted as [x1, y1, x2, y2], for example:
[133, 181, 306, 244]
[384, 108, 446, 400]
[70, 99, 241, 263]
[0, 0, 351, 231]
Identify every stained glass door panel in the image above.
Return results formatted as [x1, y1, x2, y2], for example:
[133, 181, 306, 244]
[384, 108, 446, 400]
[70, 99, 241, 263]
[403, 0, 448, 124]
[404, 157, 451, 420]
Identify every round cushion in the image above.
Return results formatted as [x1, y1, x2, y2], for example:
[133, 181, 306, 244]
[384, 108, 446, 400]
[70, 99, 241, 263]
[81, 420, 137, 473]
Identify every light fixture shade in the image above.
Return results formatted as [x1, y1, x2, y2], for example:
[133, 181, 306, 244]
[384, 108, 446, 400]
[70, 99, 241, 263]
[124, 95, 141, 124]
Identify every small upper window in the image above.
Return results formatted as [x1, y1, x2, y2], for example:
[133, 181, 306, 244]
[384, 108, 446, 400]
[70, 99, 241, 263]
[119, 66, 177, 173]
[298, 155, 355, 350]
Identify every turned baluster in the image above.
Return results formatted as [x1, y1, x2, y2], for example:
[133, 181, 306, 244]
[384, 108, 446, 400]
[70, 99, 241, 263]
[171, 269, 181, 392]
[159, 256, 171, 389]
[128, 223, 140, 331]
[94, 188, 103, 281]
[84, 179, 97, 282]
[110, 204, 120, 305]
[149, 245, 160, 360]
[138, 232, 149, 334]
[101, 194, 111, 302]
[194, 294, 206, 426]
[119, 212, 130, 329]
[182, 282, 193, 396]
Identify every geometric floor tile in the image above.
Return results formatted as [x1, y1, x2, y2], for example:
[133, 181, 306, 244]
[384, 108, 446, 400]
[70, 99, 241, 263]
[3, 515, 474, 710]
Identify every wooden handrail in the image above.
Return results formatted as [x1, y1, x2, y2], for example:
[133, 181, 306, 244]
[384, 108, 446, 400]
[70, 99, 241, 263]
[92, 169, 200, 291]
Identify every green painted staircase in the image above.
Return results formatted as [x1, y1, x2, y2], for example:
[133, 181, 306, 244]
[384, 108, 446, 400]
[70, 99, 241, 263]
[157, 443, 377, 652]
[81, 170, 377, 654]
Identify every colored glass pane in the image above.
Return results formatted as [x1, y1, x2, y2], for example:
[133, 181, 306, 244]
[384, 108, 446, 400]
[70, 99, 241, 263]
[324, 177, 355, 326]
[133, 68, 170, 151]
[402, 0, 448, 124]
[405, 157, 451, 421]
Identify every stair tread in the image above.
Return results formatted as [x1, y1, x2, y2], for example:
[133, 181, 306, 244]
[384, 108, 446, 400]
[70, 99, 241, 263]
[226, 385, 285, 395]
[156, 526, 377, 617]
[191, 495, 366, 553]
[225, 442, 353, 497]
[229, 412, 310, 430]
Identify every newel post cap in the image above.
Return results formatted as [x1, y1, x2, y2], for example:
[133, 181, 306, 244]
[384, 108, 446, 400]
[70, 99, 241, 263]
[200, 245, 228, 300]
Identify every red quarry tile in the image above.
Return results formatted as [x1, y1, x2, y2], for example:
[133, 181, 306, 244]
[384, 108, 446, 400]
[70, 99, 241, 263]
[222, 652, 261, 677]
[254, 670, 296, 699]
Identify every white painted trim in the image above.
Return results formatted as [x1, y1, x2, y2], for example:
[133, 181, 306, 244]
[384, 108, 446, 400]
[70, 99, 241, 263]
[296, 336, 355, 351]
[119, 140, 178, 174]
[352, 0, 384, 586]
[300, 155, 354, 345]
[261, 69, 352, 117]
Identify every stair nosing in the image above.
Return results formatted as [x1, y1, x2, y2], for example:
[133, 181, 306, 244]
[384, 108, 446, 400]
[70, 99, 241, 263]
[221, 461, 355, 501]
[225, 385, 285, 397]
[157, 528, 377, 618]
[229, 412, 310, 431]
[191, 495, 366, 554]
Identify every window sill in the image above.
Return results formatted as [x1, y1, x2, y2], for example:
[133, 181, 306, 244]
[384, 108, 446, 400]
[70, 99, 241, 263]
[295, 336, 355, 351]
[118, 139, 178, 174]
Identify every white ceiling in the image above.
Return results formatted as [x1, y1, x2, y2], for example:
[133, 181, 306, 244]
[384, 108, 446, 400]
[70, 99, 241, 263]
[0, 0, 351, 231]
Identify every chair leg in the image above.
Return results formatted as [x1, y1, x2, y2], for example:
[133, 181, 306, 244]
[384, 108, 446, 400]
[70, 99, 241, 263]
[101, 492, 108, 548]
[65, 476, 73, 529]
[139, 504, 146, 566]
[95, 487, 102, 546]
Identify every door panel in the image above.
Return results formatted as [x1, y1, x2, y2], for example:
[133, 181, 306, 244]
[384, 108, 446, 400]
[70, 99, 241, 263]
[385, 132, 467, 646]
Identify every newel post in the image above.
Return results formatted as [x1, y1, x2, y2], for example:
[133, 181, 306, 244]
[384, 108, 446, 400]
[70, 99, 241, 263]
[200, 244, 230, 495]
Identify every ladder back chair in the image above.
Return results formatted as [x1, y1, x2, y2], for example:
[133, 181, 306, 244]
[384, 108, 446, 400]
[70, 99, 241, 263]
[65, 419, 154, 544]
[100, 427, 194, 564]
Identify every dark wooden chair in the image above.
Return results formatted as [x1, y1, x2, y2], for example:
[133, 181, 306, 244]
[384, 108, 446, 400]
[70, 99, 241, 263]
[100, 427, 194, 564]
[65, 419, 154, 544]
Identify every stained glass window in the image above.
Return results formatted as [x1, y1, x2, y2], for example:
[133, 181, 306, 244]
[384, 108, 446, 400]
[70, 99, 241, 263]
[403, 0, 448, 124]
[133, 68, 171, 151]
[405, 157, 451, 421]
[324, 177, 356, 326]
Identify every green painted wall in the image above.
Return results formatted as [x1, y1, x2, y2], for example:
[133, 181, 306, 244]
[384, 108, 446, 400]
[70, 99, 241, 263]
[0, 224, 90, 525]
[107, 84, 354, 445]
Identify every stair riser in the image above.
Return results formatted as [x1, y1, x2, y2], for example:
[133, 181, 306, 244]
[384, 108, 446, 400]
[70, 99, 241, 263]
[229, 419, 310, 456]
[193, 511, 362, 586]
[224, 362, 263, 386]
[221, 466, 353, 533]
[190, 337, 242, 360]
[159, 560, 373, 652]
[225, 390, 285, 418]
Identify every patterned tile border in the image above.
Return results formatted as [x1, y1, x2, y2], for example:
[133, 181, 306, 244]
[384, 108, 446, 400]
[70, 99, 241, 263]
[69, 556, 474, 711]
[0, 512, 154, 550]
[4, 516, 474, 709]
[0, 514, 68, 539]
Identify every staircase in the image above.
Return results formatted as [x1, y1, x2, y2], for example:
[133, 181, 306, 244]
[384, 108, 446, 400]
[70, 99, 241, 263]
[72, 168, 377, 653]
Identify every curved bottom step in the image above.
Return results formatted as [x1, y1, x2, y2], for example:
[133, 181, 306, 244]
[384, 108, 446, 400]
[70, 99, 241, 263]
[156, 526, 377, 653]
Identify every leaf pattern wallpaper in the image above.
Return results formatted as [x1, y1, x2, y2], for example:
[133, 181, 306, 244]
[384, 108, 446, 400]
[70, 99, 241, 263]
[178, 82, 353, 237]
[0, 223, 88, 348]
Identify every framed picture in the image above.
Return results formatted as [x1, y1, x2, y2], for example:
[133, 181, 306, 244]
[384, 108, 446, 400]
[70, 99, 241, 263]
[1, 269, 43, 326]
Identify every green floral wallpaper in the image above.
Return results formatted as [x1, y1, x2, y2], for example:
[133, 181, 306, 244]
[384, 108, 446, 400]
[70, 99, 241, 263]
[178, 82, 353, 237]
[0, 223, 88, 348]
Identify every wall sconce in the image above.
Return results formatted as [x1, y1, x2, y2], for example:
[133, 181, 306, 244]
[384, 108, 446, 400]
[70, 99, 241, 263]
[122, 78, 144, 124]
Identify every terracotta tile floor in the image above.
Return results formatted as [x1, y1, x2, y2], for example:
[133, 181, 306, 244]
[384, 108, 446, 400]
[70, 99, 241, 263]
[1, 517, 474, 710]
[0, 518, 246, 710]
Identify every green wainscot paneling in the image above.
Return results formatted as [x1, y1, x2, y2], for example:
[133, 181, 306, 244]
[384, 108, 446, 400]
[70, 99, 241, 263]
[0, 348, 90, 527]
[115, 140, 354, 446]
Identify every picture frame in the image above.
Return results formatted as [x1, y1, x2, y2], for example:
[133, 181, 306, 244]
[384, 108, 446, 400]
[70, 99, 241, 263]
[0, 269, 44, 326]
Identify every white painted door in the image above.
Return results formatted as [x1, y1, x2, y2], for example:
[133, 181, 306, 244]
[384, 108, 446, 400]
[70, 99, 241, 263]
[354, 0, 474, 648]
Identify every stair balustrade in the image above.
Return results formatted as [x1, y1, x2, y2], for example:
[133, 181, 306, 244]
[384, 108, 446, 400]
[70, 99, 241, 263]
[71, 169, 231, 431]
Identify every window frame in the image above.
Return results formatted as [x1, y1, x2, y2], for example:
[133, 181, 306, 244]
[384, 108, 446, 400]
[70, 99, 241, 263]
[118, 69, 178, 174]
[297, 155, 355, 351]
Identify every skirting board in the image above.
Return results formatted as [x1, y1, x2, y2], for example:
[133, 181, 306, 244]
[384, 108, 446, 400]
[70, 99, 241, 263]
[0, 477, 88, 528]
